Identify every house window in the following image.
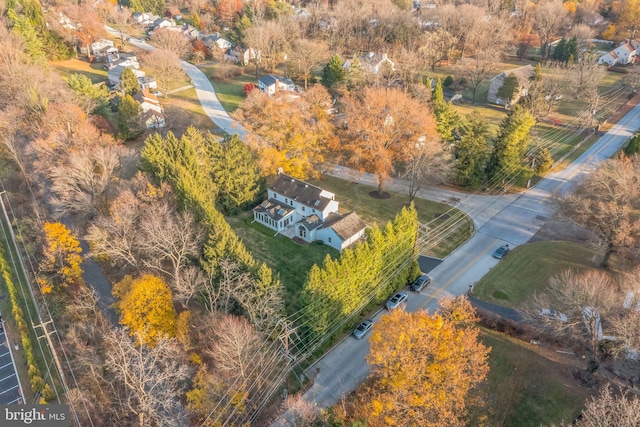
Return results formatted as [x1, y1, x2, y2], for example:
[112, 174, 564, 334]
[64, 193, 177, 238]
[299, 226, 306, 238]
[312, 209, 316, 213]
[302, 206, 305, 212]
[328, 237, 332, 243]
[285, 198, 289, 204]
[274, 194, 277, 199]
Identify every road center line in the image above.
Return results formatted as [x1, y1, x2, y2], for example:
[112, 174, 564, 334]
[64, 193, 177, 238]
[418, 239, 498, 311]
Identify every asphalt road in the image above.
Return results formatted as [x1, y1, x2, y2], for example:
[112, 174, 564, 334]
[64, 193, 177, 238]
[273, 102, 640, 424]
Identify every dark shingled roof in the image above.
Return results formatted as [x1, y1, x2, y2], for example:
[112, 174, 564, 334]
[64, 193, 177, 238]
[321, 212, 366, 240]
[270, 174, 334, 211]
[253, 199, 295, 221]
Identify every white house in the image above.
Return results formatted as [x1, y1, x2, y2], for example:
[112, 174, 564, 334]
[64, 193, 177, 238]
[224, 47, 260, 65]
[108, 65, 146, 88]
[258, 75, 296, 96]
[343, 52, 395, 75]
[137, 76, 158, 91]
[133, 90, 166, 128]
[598, 40, 640, 65]
[142, 110, 166, 128]
[153, 18, 173, 29]
[487, 64, 534, 106]
[253, 172, 366, 251]
[107, 52, 140, 70]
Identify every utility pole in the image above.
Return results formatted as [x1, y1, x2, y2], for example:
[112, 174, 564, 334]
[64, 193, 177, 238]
[277, 319, 297, 397]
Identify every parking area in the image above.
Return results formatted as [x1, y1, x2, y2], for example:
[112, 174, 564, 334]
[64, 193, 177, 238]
[0, 319, 23, 404]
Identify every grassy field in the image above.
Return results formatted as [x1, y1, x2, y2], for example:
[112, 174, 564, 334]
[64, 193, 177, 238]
[478, 328, 593, 426]
[307, 175, 473, 258]
[473, 241, 601, 308]
[227, 174, 473, 313]
[163, 86, 219, 133]
[197, 64, 255, 113]
[50, 58, 108, 84]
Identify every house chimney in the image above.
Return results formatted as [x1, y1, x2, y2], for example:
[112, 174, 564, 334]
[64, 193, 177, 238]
[277, 167, 283, 175]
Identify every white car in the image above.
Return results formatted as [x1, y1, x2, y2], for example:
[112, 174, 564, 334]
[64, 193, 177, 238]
[539, 308, 567, 323]
[385, 292, 408, 311]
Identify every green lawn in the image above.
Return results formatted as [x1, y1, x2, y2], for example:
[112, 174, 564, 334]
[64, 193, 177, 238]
[227, 174, 473, 313]
[50, 58, 108, 84]
[307, 175, 473, 258]
[478, 328, 592, 426]
[226, 212, 339, 314]
[198, 64, 255, 113]
[473, 241, 601, 308]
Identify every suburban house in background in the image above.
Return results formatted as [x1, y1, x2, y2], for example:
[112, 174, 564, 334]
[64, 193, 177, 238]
[487, 64, 534, 106]
[106, 52, 140, 70]
[133, 90, 166, 129]
[81, 39, 119, 61]
[108, 65, 146, 88]
[224, 47, 260, 65]
[258, 75, 296, 96]
[598, 40, 640, 65]
[343, 52, 395, 75]
[253, 172, 367, 251]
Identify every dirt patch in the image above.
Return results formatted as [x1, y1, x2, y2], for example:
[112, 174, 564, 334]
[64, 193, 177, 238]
[530, 217, 596, 244]
[368, 190, 390, 199]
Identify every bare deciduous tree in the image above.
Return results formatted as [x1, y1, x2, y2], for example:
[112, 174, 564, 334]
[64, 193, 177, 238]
[288, 39, 328, 89]
[86, 190, 141, 269]
[142, 49, 186, 97]
[149, 28, 192, 57]
[243, 20, 290, 76]
[401, 134, 449, 202]
[534, 269, 619, 361]
[104, 329, 191, 427]
[49, 145, 133, 219]
[560, 155, 640, 268]
[138, 202, 205, 291]
[576, 385, 640, 427]
[534, 0, 568, 59]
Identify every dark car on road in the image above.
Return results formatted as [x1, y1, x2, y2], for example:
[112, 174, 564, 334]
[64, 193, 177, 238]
[353, 320, 374, 339]
[410, 274, 431, 292]
[493, 244, 510, 259]
[385, 292, 408, 310]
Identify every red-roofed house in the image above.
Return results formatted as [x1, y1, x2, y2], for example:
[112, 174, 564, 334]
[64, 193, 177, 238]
[599, 40, 639, 65]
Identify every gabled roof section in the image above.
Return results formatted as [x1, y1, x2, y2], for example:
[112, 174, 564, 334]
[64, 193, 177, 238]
[254, 199, 295, 221]
[321, 212, 367, 240]
[270, 173, 334, 211]
[300, 214, 323, 231]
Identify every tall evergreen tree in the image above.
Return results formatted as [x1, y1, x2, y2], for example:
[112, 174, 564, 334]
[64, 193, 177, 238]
[120, 67, 140, 96]
[455, 112, 490, 188]
[8, 9, 46, 64]
[208, 134, 265, 214]
[117, 94, 143, 140]
[486, 105, 536, 181]
[432, 78, 459, 142]
[322, 54, 345, 88]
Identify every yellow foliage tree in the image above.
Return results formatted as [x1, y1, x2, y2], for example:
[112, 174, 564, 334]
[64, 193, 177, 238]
[360, 306, 490, 426]
[113, 274, 177, 346]
[39, 222, 84, 294]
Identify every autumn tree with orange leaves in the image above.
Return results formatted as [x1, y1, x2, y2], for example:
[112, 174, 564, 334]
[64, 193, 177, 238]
[38, 222, 84, 294]
[349, 301, 490, 426]
[113, 274, 177, 347]
[235, 86, 337, 179]
[339, 88, 438, 195]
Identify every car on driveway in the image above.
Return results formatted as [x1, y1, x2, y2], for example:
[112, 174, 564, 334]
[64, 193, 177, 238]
[493, 244, 510, 259]
[385, 292, 408, 310]
[353, 320, 374, 339]
[539, 308, 568, 322]
[410, 274, 431, 292]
